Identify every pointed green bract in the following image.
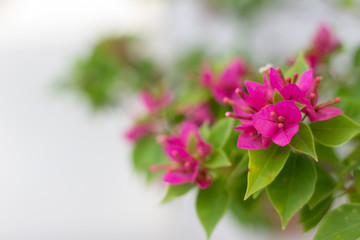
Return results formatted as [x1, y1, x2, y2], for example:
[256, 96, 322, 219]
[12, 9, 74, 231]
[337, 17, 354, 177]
[314, 203, 360, 240]
[205, 149, 231, 169]
[208, 118, 235, 149]
[307, 166, 336, 209]
[244, 144, 291, 200]
[267, 153, 316, 229]
[196, 179, 230, 239]
[273, 89, 284, 103]
[290, 122, 318, 161]
[310, 114, 360, 147]
[300, 196, 333, 232]
[162, 184, 193, 203]
[285, 52, 309, 78]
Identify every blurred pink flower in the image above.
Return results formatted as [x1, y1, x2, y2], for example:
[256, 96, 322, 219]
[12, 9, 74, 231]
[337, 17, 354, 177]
[151, 122, 212, 188]
[140, 90, 173, 114]
[305, 24, 340, 68]
[201, 59, 247, 103]
[124, 123, 156, 142]
[178, 102, 215, 126]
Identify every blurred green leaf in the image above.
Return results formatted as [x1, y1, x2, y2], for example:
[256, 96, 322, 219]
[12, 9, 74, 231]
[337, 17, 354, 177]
[133, 136, 168, 181]
[314, 203, 360, 240]
[299, 196, 333, 232]
[267, 153, 316, 229]
[205, 149, 231, 169]
[308, 166, 336, 209]
[162, 184, 194, 203]
[196, 178, 229, 239]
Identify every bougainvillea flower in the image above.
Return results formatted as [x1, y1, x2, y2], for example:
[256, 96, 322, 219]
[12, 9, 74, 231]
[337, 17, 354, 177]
[125, 123, 156, 142]
[140, 90, 173, 114]
[151, 122, 213, 188]
[266, 67, 342, 122]
[201, 59, 247, 103]
[305, 24, 340, 68]
[177, 102, 215, 126]
[252, 100, 302, 146]
[294, 68, 343, 121]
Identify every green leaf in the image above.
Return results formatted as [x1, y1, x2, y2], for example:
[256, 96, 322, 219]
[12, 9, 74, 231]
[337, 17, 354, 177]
[299, 196, 333, 232]
[314, 203, 360, 240]
[285, 52, 309, 78]
[310, 114, 360, 147]
[226, 154, 249, 187]
[205, 149, 231, 169]
[244, 144, 291, 200]
[196, 178, 230, 238]
[295, 102, 306, 110]
[316, 143, 339, 164]
[162, 184, 194, 203]
[354, 169, 360, 193]
[307, 166, 336, 209]
[273, 89, 284, 103]
[133, 136, 168, 180]
[290, 122, 318, 161]
[267, 153, 316, 229]
[208, 118, 235, 149]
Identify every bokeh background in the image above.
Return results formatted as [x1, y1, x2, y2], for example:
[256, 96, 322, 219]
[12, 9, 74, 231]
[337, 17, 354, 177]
[1, 0, 360, 239]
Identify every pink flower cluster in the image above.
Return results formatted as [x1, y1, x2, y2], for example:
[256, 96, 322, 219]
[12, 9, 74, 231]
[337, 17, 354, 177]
[151, 122, 213, 188]
[305, 24, 340, 69]
[125, 90, 173, 142]
[201, 59, 247, 103]
[225, 67, 342, 149]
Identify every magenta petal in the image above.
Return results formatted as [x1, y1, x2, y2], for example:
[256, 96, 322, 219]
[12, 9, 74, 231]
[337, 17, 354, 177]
[262, 136, 272, 149]
[312, 107, 343, 122]
[201, 66, 213, 87]
[272, 123, 299, 146]
[125, 123, 154, 142]
[164, 145, 192, 162]
[163, 171, 193, 185]
[245, 81, 271, 110]
[274, 100, 302, 124]
[237, 132, 264, 149]
[296, 69, 314, 97]
[280, 84, 303, 101]
[252, 105, 278, 137]
[269, 67, 284, 91]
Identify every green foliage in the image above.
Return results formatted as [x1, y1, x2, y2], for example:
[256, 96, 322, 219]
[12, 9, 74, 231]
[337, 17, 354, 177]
[133, 136, 168, 181]
[314, 203, 360, 240]
[162, 184, 194, 203]
[196, 178, 230, 239]
[354, 169, 360, 193]
[285, 52, 309, 78]
[205, 149, 231, 169]
[63, 36, 161, 109]
[299, 196, 333, 232]
[290, 122, 318, 161]
[267, 153, 316, 229]
[245, 144, 291, 200]
[307, 166, 336, 209]
[208, 118, 235, 149]
[315, 143, 339, 165]
[310, 114, 360, 146]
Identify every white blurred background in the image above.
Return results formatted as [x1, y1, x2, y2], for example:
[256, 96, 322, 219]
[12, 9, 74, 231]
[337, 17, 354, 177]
[0, 0, 360, 239]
